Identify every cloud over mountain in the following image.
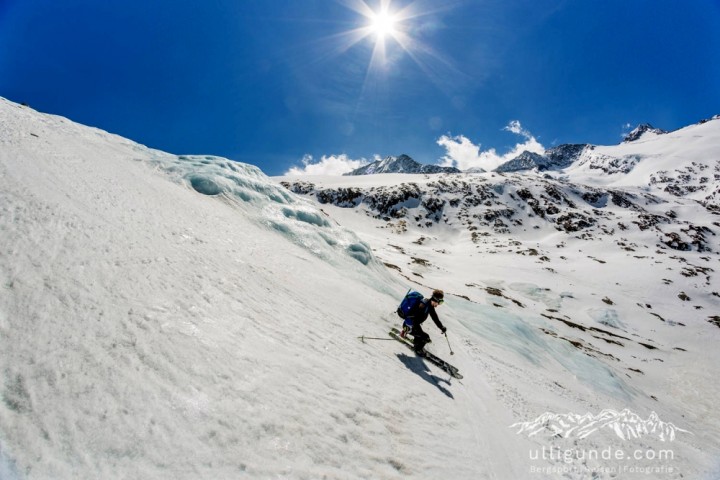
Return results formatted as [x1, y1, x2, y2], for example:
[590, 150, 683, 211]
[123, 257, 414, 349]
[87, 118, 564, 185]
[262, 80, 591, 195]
[285, 153, 370, 176]
[437, 120, 545, 171]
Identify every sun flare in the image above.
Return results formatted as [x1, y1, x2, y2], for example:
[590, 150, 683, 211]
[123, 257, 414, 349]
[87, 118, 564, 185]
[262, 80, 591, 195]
[369, 9, 397, 39]
[332, 0, 461, 91]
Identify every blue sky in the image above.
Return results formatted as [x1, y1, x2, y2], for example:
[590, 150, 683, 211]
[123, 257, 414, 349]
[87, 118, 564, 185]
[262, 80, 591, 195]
[1, 0, 719, 175]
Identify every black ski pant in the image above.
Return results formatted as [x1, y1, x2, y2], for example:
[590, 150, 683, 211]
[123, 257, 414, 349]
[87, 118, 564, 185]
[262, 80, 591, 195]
[411, 322, 430, 352]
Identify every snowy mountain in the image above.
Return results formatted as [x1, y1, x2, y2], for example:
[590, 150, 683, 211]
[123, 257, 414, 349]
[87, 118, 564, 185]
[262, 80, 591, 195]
[564, 118, 720, 214]
[622, 123, 668, 143]
[494, 151, 548, 173]
[344, 120, 715, 179]
[2, 97, 720, 479]
[282, 155, 719, 255]
[494, 119, 712, 175]
[345, 154, 461, 175]
[495, 144, 590, 173]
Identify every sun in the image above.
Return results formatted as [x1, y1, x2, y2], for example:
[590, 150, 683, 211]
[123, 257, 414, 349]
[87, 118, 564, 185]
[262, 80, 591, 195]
[331, 0, 462, 89]
[369, 9, 397, 39]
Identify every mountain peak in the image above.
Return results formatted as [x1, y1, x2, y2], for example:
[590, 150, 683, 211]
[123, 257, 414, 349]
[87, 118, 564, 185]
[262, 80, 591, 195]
[494, 144, 589, 173]
[494, 151, 547, 173]
[345, 154, 460, 175]
[623, 123, 668, 143]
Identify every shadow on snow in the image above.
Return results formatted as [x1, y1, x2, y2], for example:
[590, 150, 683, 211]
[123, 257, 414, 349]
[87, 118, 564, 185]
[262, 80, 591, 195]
[396, 353, 454, 399]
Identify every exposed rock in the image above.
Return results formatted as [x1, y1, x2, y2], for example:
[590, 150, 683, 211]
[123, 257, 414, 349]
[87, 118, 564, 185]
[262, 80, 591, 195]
[623, 123, 668, 143]
[346, 154, 460, 175]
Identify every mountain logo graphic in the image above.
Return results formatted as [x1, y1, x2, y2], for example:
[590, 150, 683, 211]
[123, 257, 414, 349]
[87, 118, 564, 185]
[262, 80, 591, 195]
[510, 409, 691, 442]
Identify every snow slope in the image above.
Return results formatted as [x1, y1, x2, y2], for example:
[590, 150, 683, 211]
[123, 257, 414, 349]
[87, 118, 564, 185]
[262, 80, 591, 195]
[277, 122, 720, 477]
[0, 99, 532, 479]
[563, 118, 720, 211]
[1, 98, 719, 479]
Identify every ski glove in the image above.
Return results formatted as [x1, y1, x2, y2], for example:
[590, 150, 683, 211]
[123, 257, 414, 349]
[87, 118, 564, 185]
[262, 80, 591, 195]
[440, 326, 447, 334]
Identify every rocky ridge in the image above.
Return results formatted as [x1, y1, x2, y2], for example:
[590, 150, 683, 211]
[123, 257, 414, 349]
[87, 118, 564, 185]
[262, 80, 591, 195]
[495, 144, 589, 173]
[623, 123, 669, 143]
[345, 154, 461, 175]
[281, 174, 717, 253]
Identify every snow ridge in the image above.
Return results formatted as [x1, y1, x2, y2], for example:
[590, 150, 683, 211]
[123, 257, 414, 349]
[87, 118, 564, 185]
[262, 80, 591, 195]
[345, 154, 461, 175]
[623, 123, 668, 143]
[495, 144, 589, 173]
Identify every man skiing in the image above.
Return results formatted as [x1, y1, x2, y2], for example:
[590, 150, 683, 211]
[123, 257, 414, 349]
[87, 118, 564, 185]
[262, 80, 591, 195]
[401, 289, 447, 355]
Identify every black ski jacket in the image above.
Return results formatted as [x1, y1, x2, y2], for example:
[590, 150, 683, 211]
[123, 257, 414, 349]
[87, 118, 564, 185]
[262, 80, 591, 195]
[407, 298, 444, 330]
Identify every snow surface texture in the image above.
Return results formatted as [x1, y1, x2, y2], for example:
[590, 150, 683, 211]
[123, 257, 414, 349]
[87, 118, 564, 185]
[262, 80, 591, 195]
[1, 97, 719, 479]
[0, 99, 525, 479]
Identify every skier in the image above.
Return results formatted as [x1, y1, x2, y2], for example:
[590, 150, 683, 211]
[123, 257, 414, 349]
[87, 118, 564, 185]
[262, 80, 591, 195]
[401, 289, 447, 355]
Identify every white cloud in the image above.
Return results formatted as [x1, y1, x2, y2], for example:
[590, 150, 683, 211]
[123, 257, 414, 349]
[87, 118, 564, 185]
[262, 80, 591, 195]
[285, 154, 369, 176]
[504, 120, 532, 138]
[437, 120, 545, 171]
[436, 134, 482, 170]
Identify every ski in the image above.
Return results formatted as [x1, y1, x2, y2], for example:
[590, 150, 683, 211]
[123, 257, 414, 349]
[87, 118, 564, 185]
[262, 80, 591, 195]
[389, 328, 463, 379]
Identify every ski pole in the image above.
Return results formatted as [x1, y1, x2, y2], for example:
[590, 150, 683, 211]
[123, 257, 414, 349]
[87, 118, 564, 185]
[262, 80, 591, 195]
[444, 332, 454, 355]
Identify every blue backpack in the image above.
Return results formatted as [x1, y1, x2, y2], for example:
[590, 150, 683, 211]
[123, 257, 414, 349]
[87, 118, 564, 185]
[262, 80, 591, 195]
[397, 290, 428, 323]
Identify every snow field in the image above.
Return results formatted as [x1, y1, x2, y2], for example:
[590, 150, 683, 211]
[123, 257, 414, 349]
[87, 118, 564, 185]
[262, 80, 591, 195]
[0, 99, 528, 479]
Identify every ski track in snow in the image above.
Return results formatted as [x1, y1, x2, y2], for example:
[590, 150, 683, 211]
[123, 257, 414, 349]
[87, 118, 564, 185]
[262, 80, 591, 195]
[1, 98, 719, 479]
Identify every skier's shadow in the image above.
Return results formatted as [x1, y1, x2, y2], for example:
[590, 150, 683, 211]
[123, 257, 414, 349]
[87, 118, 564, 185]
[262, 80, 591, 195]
[396, 353, 454, 399]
